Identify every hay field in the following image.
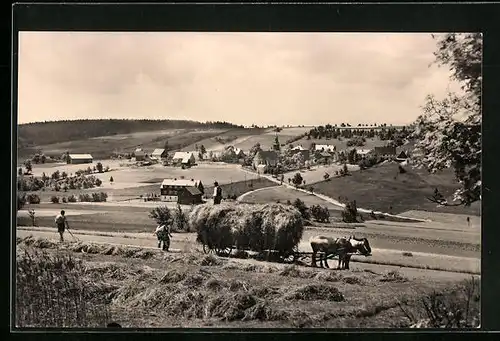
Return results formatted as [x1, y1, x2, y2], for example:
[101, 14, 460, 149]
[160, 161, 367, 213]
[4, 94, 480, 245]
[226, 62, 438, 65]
[309, 162, 481, 216]
[15, 236, 480, 328]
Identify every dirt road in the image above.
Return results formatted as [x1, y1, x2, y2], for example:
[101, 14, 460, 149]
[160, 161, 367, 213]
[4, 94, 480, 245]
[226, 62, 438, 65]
[16, 226, 480, 276]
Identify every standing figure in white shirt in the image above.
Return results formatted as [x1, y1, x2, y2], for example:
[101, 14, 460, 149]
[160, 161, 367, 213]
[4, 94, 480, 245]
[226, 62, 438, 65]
[154, 224, 172, 251]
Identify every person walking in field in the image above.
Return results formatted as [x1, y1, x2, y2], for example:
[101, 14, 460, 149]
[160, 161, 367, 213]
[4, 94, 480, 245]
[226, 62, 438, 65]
[213, 181, 222, 205]
[55, 210, 69, 242]
[154, 224, 172, 251]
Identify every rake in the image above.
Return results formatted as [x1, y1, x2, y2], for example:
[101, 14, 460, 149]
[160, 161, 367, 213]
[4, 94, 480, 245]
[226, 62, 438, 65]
[65, 223, 80, 242]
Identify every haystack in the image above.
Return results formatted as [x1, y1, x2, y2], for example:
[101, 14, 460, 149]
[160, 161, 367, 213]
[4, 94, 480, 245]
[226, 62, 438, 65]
[189, 202, 304, 255]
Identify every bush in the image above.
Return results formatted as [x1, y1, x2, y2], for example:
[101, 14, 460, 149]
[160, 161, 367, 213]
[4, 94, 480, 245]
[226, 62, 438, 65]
[67, 195, 77, 203]
[91, 192, 108, 202]
[174, 204, 187, 231]
[26, 194, 41, 205]
[95, 178, 102, 187]
[398, 165, 407, 174]
[310, 205, 330, 223]
[78, 194, 92, 202]
[62, 196, 68, 203]
[341, 200, 358, 223]
[293, 198, 310, 220]
[149, 206, 173, 226]
[17, 193, 26, 211]
[50, 196, 60, 204]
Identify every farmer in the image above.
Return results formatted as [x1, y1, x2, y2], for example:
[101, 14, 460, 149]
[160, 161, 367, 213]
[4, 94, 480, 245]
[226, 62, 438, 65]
[213, 181, 222, 205]
[54, 210, 69, 242]
[467, 216, 471, 228]
[154, 223, 172, 251]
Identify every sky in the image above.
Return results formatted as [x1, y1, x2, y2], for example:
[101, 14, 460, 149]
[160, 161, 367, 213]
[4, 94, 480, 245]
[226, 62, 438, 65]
[17, 32, 465, 126]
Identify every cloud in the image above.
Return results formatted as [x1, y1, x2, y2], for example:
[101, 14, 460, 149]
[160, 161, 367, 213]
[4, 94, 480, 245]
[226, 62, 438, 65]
[18, 32, 465, 125]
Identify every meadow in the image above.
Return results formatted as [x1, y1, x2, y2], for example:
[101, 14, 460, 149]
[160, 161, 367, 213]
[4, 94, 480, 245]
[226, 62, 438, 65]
[15, 237, 480, 328]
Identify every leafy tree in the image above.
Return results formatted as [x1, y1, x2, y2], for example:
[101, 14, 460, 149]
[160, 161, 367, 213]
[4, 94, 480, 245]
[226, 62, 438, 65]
[174, 204, 187, 231]
[412, 33, 481, 206]
[341, 200, 358, 223]
[292, 172, 303, 187]
[200, 144, 207, 156]
[24, 160, 32, 174]
[40, 154, 46, 164]
[249, 143, 262, 157]
[149, 206, 173, 226]
[96, 162, 103, 173]
[273, 135, 281, 151]
[109, 176, 114, 183]
[323, 172, 330, 181]
[17, 193, 26, 211]
[293, 198, 310, 220]
[310, 205, 330, 223]
[18, 168, 22, 176]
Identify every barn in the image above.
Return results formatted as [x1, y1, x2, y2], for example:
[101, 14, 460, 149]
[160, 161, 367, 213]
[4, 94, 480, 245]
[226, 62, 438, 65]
[160, 178, 203, 205]
[151, 148, 168, 161]
[172, 152, 196, 167]
[67, 154, 93, 164]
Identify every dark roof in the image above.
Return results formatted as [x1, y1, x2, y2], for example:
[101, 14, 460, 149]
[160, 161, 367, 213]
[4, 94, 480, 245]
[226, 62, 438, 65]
[397, 151, 409, 158]
[256, 150, 278, 160]
[185, 186, 202, 196]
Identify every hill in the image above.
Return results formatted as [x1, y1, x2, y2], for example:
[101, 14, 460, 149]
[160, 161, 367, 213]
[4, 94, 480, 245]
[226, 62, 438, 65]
[309, 162, 481, 216]
[18, 119, 242, 149]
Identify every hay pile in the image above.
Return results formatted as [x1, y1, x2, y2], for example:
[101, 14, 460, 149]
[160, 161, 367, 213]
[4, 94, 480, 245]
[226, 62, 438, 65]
[189, 202, 304, 254]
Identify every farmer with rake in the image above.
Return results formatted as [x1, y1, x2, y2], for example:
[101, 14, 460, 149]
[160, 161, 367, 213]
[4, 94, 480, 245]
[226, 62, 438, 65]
[54, 210, 69, 242]
[154, 223, 172, 251]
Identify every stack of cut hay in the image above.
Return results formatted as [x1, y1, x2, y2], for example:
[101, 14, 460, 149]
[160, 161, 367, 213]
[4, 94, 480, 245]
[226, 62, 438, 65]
[188, 202, 304, 255]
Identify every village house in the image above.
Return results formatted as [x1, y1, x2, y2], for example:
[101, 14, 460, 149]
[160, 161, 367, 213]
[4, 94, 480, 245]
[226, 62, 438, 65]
[172, 152, 196, 167]
[373, 146, 397, 158]
[234, 148, 246, 159]
[315, 144, 336, 153]
[291, 145, 307, 151]
[160, 178, 203, 205]
[396, 150, 410, 163]
[67, 154, 93, 164]
[290, 148, 310, 161]
[134, 148, 146, 161]
[356, 149, 372, 158]
[253, 150, 278, 170]
[316, 151, 334, 165]
[151, 148, 168, 161]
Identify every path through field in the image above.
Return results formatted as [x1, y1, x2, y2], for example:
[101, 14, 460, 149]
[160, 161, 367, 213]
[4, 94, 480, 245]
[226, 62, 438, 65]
[16, 226, 480, 276]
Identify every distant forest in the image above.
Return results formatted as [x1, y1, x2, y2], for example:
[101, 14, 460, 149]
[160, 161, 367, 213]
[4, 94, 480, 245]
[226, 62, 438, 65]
[18, 119, 243, 147]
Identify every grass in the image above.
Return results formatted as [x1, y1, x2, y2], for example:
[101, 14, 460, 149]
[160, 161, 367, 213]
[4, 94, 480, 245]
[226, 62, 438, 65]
[16, 237, 480, 328]
[21, 129, 227, 161]
[203, 177, 276, 199]
[15, 247, 114, 327]
[310, 162, 481, 216]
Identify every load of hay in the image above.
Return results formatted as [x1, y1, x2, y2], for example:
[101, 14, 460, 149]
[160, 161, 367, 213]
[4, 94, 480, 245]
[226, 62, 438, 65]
[188, 202, 304, 255]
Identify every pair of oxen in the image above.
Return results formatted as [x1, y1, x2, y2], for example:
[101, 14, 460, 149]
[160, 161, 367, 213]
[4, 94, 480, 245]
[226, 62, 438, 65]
[310, 235, 372, 270]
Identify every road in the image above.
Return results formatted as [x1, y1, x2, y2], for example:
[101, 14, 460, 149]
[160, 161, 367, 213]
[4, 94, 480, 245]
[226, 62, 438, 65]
[16, 226, 480, 275]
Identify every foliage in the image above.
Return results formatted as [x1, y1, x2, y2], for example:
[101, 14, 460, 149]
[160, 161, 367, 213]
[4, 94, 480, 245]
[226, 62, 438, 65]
[310, 205, 330, 223]
[96, 162, 103, 173]
[399, 165, 407, 174]
[174, 204, 187, 231]
[50, 196, 60, 204]
[341, 200, 358, 223]
[67, 195, 77, 203]
[273, 136, 281, 151]
[411, 33, 482, 206]
[293, 198, 310, 220]
[149, 206, 173, 226]
[24, 160, 32, 174]
[346, 136, 366, 147]
[17, 193, 26, 211]
[292, 172, 303, 187]
[26, 194, 41, 205]
[323, 172, 330, 181]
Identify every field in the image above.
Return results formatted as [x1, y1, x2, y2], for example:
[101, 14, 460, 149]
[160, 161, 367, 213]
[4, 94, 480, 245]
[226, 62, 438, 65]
[15, 235, 480, 328]
[281, 164, 360, 185]
[309, 162, 481, 216]
[293, 137, 388, 151]
[18, 128, 227, 162]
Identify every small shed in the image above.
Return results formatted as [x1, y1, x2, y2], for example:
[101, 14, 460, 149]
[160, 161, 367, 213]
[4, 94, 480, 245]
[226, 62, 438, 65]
[134, 148, 146, 161]
[67, 154, 93, 164]
[151, 148, 168, 160]
[160, 178, 203, 204]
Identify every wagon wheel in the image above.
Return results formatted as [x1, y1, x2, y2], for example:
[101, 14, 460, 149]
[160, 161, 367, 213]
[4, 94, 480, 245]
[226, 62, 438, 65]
[203, 243, 215, 254]
[214, 247, 232, 257]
